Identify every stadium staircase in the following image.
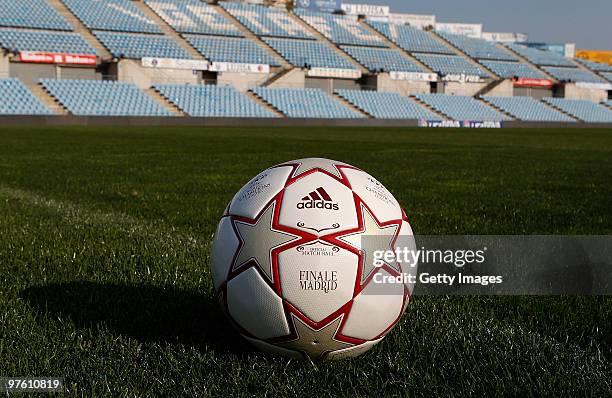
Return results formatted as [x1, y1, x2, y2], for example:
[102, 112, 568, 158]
[331, 92, 373, 118]
[500, 43, 556, 81]
[477, 97, 517, 120]
[213, 5, 292, 69]
[540, 100, 583, 121]
[145, 88, 185, 116]
[245, 90, 286, 118]
[357, 18, 435, 74]
[46, 0, 112, 60]
[408, 94, 449, 119]
[287, 12, 369, 75]
[28, 82, 68, 115]
[429, 30, 496, 79]
[135, 0, 206, 61]
[261, 67, 296, 87]
[474, 78, 508, 97]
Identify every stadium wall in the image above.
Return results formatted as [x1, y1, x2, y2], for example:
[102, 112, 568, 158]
[217, 71, 274, 92]
[376, 73, 431, 95]
[485, 79, 514, 96]
[0, 53, 8, 78]
[1, 115, 611, 129]
[115, 60, 200, 89]
[563, 83, 609, 103]
[9, 63, 57, 85]
[442, 82, 488, 96]
[266, 68, 306, 89]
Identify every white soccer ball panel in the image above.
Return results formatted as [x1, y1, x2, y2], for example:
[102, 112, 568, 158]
[229, 165, 293, 219]
[396, 220, 417, 295]
[210, 216, 240, 292]
[278, 242, 358, 323]
[342, 168, 403, 223]
[278, 158, 349, 179]
[279, 171, 358, 235]
[325, 337, 383, 360]
[342, 268, 405, 340]
[227, 267, 290, 340]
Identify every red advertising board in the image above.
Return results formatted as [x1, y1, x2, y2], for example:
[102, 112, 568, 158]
[18, 51, 97, 66]
[513, 77, 553, 88]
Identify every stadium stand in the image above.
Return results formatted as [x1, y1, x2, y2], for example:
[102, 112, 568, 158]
[183, 35, 279, 66]
[479, 60, 547, 79]
[295, 10, 385, 47]
[336, 90, 440, 120]
[93, 31, 192, 59]
[506, 43, 575, 67]
[413, 53, 488, 77]
[154, 84, 276, 117]
[0, 29, 97, 54]
[62, 0, 162, 34]
[340, 46, 423, 72]
[262, 37, 357, 70]
[576, 59, 612, 72]
[251, 87, 363, 118]
[542, 66, 606, 83]
[0, 0, 73, 31]
[41, 79, 171, 116]
[482, 96, 575, 122]
[366, 21, 454, 54]
[606, 100, 612, 108]
[220, 2, 313, 39]
[603, 72, 612, 82]
[0, 78, 53, 115]
[415, 93, 511, 121]
[437, 32, 517, 61]
[144, 0, 242, 36]
[543, 98, 612, 123]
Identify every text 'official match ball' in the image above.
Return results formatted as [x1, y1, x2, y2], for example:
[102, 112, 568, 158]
[210, 158, 416, 361]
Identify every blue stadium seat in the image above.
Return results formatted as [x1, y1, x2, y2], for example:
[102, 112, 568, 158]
[263, 37, 357, 70]
[0, 78, 52, 115]
[340, 46, 423, 72]
[144, 0, 242, 36]
[0, 0, 72, 31]
[415, 93, 511, 121]
[336, 90, 441, 120]
[62, 0, 161, 33]
[543, 98, 612, 123]
[414, 53, 488, 77]
[542, 66, 607, 83]
[479, 60, 547, 79]
[41, 79, 171, 116]
[482, 96, 575, 122]
[94, 31, 192, 59]
[605, 100, 612, 108]
[506, 43, 575, 67]
[603, 72, 612, 82]
[183, 35, 280, 66]
[575, 59, 612, 72]
[437, 32, 517, 61]
[296, 10, 385, 47]
[0, 29, 97, 54]
[154, 84, 276, 117]
[251, 87, 363, 119]
[366, 21, 454, 54]
[221, 2, 313, 39]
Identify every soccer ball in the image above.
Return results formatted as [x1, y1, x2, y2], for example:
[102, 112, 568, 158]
[210, 158, 416, 360]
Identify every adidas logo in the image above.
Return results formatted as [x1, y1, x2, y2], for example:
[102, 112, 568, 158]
[297, 187, 339, 210]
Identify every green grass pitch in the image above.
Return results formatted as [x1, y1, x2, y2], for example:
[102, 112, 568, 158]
[0, 126, 610, 396]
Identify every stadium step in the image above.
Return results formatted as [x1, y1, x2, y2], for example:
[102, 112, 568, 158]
[474, 78, 508, 97]
[429, 30, 497, 79]
[46, 0, 112, 61]
[357, 18, 435, 74]
[540, 99, 581, 122]
[477, 97, 516, 120]
[145, 88, 186, 116]
[213, 5, 292, 69]
[408, 95, 450, 120]
[245, 90, 286, 118]
[287, 12, 369, 75]
[134, 0, 206, 61]
[332, 93, 373, 118]
[501, 43, 557, 81]
[29, 83, 69, 115]
[262, 67, 296, 87]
